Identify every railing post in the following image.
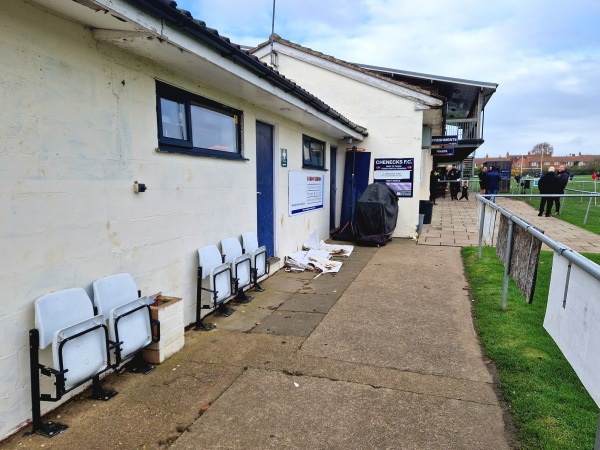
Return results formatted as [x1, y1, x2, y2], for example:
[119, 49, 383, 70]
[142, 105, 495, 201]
[478, 200, 486, 259]
[585, 197, 593, 225]
[501, 219, 514, 311]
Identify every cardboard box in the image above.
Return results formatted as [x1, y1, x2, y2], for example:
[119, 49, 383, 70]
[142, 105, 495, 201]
[142, 296, 184, 364]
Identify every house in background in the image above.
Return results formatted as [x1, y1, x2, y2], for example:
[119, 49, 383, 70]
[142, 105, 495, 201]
[0, 0, 366, 439]
[475, 152, 600, 174]
[252, 36, 497, 235]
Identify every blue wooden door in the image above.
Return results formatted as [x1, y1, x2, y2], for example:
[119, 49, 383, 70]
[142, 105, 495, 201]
[255, 121, 275, 257]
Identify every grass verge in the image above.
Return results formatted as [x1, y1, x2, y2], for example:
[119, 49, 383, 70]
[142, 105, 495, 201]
[462, 246, 599, 449]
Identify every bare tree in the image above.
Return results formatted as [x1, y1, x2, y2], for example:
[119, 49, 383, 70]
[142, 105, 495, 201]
[530, 142, 554, 156]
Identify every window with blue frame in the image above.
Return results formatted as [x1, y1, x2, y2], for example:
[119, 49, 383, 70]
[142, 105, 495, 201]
[156, 81, 243, 159]
[302, 135, 325, 169]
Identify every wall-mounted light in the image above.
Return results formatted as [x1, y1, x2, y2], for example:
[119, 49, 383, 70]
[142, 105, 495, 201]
[133, 181, 147, 193]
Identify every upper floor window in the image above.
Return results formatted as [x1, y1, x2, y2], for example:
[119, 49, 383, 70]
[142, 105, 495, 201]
[302, 135, 325, 169]
[156, 81, 243, 159]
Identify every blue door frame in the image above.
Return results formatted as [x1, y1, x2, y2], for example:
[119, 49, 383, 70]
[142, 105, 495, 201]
[255, 121, 275, 257]
[329, 146, 338, 230]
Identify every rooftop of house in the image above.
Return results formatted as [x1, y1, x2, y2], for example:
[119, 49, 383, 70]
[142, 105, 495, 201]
[252, 34, 445, 103]
[252, 34, 497, 122]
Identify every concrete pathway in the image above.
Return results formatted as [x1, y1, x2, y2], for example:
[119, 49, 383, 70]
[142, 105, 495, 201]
[3, 240, 515, 449]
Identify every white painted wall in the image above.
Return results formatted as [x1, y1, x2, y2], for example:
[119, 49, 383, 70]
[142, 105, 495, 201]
[0, 1, 337, 438]
[259, 50, 434, 237]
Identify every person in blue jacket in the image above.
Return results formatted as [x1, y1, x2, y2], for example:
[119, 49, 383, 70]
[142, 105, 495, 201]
[485, 166, 501, 201]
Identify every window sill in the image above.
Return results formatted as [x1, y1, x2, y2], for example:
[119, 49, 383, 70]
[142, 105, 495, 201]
[157, 146, 249, 161]
[302, 165, 328, 172]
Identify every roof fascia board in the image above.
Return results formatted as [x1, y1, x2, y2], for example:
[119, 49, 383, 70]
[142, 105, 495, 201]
[357, 63, 498, 90]
[261, 43, 442, 108]
[91, 0, 364, 139]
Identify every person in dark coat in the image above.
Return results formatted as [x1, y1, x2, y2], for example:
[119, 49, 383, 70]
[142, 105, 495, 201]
[447, 165, 461, 200]
[554, 164, 569, 214]
[538, 166, 560, 217]
[429, 169, 439, 204]
[485, 166, 501, 201]
[458, 181, 469, 201]
[478, 166, 488, 194]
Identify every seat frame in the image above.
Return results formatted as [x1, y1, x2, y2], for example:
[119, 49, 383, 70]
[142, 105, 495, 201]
[92, 274, 160, 374]
[197, 245, 235, 329]
[241, 232, 270, 292]
[221, 237, 254, 304]
[29, 289, 118, 438]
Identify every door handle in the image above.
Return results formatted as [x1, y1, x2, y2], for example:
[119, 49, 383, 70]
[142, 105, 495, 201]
[257, 192, 262, 195]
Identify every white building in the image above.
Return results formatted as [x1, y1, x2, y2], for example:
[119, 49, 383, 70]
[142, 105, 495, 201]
[0, 0, 366, 438]
[0, 0, 496, 440]
[253, 37, 444, 236]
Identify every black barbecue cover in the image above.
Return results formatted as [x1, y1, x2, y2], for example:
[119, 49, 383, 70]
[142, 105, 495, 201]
[354, 182, 399, 246]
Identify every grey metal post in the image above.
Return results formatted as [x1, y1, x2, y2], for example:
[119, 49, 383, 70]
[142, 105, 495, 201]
[501, 219, 514, 311]
[478, 201, 486, 259]
[585, 197, 593, 225]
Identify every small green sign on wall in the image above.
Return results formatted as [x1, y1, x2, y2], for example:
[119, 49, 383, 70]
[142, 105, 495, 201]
[281, 148, 288, 167]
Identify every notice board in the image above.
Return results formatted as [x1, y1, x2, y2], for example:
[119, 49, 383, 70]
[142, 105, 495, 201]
[289, 171, 324, 216]
[373, 158, 414, 197]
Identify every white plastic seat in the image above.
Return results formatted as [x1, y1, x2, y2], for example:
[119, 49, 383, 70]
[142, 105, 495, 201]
[92, 273, 153, 363]
[31, 287, 116, 436]
[241, 231, 269, 283]
[198, 245, 233, 308]
[221, 237, 252, 293]
[34, 288, 110, 391]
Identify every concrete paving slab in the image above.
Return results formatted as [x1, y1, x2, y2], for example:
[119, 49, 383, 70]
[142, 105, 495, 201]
[252, 310, 325, 337]
[170, 369, 510, 450]
[183, 329, 304, 367]
[277, 292, 340, 313]
[206, 289, 294, 332]
[260, 275, 307, 293]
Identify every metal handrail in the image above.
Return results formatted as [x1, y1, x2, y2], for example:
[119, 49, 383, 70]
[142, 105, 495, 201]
[477, 194, 600, 281]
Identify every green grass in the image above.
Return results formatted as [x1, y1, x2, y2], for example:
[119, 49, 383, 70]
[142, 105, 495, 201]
[508, 176, 600, 235]
[462, 246, 600, 449]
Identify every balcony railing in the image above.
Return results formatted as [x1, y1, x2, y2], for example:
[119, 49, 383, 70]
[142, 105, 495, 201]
[445, 118, 479, 141]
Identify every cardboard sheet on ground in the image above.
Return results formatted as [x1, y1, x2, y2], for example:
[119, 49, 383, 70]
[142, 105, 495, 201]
[303, 228, 354, 257]
[284, 250, 343, 275]
[544, 252, 600, 408]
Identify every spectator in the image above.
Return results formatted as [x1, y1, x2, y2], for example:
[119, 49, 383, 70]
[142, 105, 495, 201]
[486, 166, 501, 201]
[448, 164, 461, 200]
[458, 181, 469, 201]
[478, 166, 488, 195]
[555, 165, 569, 215]
[429, 169, 439, 204]
[538, 167, 560, 217]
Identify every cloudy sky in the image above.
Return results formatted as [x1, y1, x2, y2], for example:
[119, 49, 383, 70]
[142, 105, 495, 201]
[176, 0, 599, 158]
